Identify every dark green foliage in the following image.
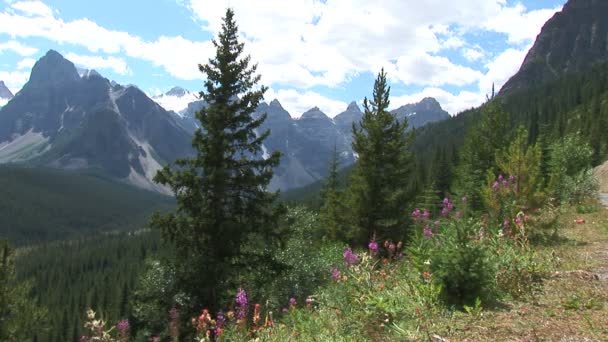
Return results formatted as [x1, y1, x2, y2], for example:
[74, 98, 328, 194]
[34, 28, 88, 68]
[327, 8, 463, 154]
[453, 101, 511, 210]
[346, 69, 414, 245]
[1, 240, 47, 340]
[0, 166, 173, 246]
[15, 232, 161, 342]
[151, 8, 285, 316]
[319, 146, 347, 241]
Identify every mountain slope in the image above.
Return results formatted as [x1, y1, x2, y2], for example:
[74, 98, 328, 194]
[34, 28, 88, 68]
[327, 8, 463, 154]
[500, 0, 608, 95]
[0, 166, 173, 246]
[0, 50, 194, 192]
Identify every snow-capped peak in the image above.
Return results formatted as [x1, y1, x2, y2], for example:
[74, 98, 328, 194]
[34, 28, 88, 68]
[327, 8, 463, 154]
[152, 86, 198, 116]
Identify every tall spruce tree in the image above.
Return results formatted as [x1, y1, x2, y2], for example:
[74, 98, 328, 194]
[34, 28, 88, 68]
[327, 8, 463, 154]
[346, 69, 414, 245]
[453, 100, 511, 210]
[151, 8, 284, 313]
[319, 145, 346, 241]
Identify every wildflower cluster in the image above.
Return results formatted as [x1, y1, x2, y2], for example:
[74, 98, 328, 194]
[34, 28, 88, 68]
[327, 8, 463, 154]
[80, 309, 130, 342]
[192, 288, 277, 341]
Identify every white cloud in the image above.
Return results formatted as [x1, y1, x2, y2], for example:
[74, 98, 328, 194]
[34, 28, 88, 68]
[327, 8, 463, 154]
[265, 88, 347, 118]
[481, 3, 561, 44]
[0, 0, 564, 115]
[462, 48, 484, 62]
[9, 0, 54, 17]
[0, 40, 38, 56]
[16, 57, 35, 69]
[480, 47, 530, 95]
[393, 52, 484, 87]
[64, 52, 131, 75]
[0, 70, 30, 90]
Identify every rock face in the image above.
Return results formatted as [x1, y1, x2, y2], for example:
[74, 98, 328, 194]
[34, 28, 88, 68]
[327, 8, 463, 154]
[500, 0, 608, 95]
[0, 81, 13, 101]
[391, 97, 450, 128]
[0, 50, 193, 193]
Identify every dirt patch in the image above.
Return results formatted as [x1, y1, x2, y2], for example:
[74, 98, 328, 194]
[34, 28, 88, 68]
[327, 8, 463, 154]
[593, 160, 608, 192]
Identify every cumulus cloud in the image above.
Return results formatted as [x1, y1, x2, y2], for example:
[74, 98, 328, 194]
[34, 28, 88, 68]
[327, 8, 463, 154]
[0, 70, 30, 90]
[16, 57, 36, 69]
[9, 0, 54, 17]
[0, 0, 564, 116]
[63, 53, 131, 75]
[0, 40, 38, 56]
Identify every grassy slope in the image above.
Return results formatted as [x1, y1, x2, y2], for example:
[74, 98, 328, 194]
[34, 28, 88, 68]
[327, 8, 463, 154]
[0, 166, 174, 245]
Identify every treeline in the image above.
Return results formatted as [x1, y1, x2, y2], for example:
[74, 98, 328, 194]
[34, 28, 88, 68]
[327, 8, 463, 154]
[15, 231, 163, 341]
[414, 61, 608, 195]
[0, 166, 174, 245]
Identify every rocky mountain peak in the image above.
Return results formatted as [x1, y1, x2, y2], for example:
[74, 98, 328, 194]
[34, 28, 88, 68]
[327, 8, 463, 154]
[418, 97, 442, 111]
[269, 99, 283, 108]
[300, 106, 330, 121]
[165, 86, 188, 97]
[346, 101, 361, 112]
[0, 81, 13, 99]
[29, 50, 80, 86]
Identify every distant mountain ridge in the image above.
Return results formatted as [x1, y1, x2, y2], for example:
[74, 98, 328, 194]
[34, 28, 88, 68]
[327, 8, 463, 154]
[0, 50, 450, 192]
[154, 87, 450, 190]
[0, 50, 194, 193]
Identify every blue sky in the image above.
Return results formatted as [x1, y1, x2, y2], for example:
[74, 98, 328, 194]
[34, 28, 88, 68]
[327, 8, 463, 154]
[0, 0, 566, 116]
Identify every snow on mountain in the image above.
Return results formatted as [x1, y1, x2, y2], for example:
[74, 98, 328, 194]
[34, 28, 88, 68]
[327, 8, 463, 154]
[152, 86, 199, 116]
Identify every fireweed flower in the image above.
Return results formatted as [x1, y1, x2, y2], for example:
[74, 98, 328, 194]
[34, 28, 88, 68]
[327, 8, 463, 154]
[288, 297, 297, 307]
[368, 239, 379, 255]
[411, 209, 421, 220]
[216, 311, 226, 328]
[235, 288, 248, 320]
[116, 319, 130, 337]
[305, 297, 314, 306]
[343, 247, 359, 265]
[492, 181, 500, 191]
[331, 267, 341, 281]
[455, 211, 462, 219]
[422, 210, 430, 220]
[423, 228, 433, 237]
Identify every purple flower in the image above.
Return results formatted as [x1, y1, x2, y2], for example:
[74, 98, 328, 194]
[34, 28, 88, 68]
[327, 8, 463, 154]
[235, 288, 248, 320]
[116, 319, 130, 334]
[455, 211, 462, 219]
[503, 219, 510, 228]
[492, 181, 500, 191]
[236, 288, 248, 307]
[289, 297, 297, 307]
[331, 267, 341, 281]
[441, 207, 450, 217]
[423, 228, 433, 237]
[515, 215, 524, 226]
[422, 210, 430, 220]
[509, 175, 516, 183]
[305, 297, 314, 306]
[443, 197, 450, 206]
[411, 209, 421, 219]
[502, 180, 508, 187]
[281, 307, 289, 313]
[343, 247, 359, 266]
[368, 240, 379, 254]
[216, 311, 226, 328]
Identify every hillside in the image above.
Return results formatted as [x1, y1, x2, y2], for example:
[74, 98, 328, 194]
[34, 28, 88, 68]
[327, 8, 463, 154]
[0, 166, 174, 245]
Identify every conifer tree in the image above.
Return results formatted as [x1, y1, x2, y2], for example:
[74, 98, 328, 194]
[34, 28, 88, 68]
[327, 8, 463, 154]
[0, 240, 47, 340]
[453, 100, 511, 210]
[151, 8, 284, 313]
[319, 145, 346, 241]
[346, 69, 414, 245]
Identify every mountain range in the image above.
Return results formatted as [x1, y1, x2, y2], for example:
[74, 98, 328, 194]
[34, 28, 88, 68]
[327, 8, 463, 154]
[0, 53, 449, 191]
